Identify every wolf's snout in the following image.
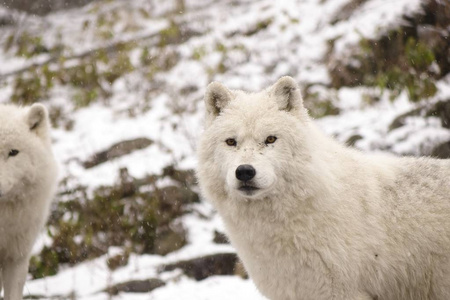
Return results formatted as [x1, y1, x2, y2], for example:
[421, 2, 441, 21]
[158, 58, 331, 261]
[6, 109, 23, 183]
[236, 164, 256, 182]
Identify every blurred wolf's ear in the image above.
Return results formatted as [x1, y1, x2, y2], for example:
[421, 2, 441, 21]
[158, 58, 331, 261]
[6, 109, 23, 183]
[27, 103, 50, 141]
[269, 76, 303, 112]
[205, 82, 234, 118]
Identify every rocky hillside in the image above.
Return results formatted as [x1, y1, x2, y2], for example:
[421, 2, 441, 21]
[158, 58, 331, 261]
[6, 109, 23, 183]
[0, 0, 449, 299]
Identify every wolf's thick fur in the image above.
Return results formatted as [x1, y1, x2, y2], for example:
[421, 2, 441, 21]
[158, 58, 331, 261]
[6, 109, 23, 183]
[197, 77, 450, 300]
[0, 104, 58, 300]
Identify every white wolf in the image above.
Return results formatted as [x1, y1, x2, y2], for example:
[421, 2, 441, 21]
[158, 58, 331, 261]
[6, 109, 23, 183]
[0, 103, 58, 300]
[197, 76, 450, 300]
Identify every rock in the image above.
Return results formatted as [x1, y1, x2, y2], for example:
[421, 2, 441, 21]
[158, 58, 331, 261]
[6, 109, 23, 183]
[417, 25, 447, 50]
[180, 85, 198, 95]
[160, 253, 238, 281]
[388, 107, 422, 131]
[23, 295, 47, 299]
[107, 252, 129, 271]
[431, 141, 450, 159]
[162, 165, 197, 187]
[389, 99, 450, 132]
[0, 10, 15, 26]
[83, 137, 153, 168]
[116, 167, 137, 198]
[427, 100, 450, 129]
[213, 230, 229, 244]
[345, 134, 363, 147]
[159, 185, 199, 208]
[234, 260, 248, 279]
[154, 225, 187, 256]
[105, 279, 165, 295]
[330, 0, 367, 25]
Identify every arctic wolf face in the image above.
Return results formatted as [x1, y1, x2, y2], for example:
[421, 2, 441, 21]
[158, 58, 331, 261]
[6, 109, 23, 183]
[198, 77, 309, 201]
[0, 104, 51, 200]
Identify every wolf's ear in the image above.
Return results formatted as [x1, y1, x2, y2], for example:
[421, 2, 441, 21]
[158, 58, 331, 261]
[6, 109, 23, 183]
[269, 76, 303, 112]
[204, 82, 233, 118]
[27, 103, 50, 140]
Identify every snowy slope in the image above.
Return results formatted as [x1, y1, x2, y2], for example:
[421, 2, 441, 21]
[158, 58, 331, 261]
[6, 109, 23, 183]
[0, 0, 449, 299]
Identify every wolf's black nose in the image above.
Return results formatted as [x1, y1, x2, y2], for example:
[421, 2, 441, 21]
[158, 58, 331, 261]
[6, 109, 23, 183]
[236, 164, 256, 182]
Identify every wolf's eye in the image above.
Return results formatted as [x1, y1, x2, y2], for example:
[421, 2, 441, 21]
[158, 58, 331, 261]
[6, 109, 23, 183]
[9, 149, 19, 157]
[225, 138, 237, 146]
[265, 136, 277, 145]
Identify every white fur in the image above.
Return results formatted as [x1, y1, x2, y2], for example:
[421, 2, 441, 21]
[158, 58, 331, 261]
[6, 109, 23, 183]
[197, 77, 450, 300]
[0, 104, 58, 300]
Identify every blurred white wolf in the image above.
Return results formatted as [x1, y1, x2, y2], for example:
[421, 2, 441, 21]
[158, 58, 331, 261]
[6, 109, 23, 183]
[0, 104, 58, 300]
[197, 76, 450, 300]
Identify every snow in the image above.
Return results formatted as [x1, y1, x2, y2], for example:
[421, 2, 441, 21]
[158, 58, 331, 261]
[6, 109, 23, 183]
[62, 276, 265, 300]
[148, 276, 265, 300]
[0, 0, 449, 298]
[330, 0, 423, 55]
[25, 202, 243, 299]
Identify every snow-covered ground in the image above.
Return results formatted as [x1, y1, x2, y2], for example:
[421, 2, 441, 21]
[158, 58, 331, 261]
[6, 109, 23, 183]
[0, 0, 449, 298]
[27, 203, 266, 299]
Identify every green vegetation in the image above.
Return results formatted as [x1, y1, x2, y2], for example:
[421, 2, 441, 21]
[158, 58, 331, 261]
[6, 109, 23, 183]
[8, 42, 136, 108]
[29, 166, 199, 279]
[329, 28, 441, 102]
[4, 29, 65, 58]
[158, 20, 182, 47]
[5, 31, 46, 58]
[3, 7, 188, 112]
[244, 18, 273, 36]
[303, 88, 340, 119]
[192, 46, 207, 61]
[143, 48, 180, 81]
[363, 35, 438, 102]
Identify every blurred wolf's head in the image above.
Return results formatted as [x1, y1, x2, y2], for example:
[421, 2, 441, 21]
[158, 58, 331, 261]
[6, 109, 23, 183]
[0, 104, 53, 200]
